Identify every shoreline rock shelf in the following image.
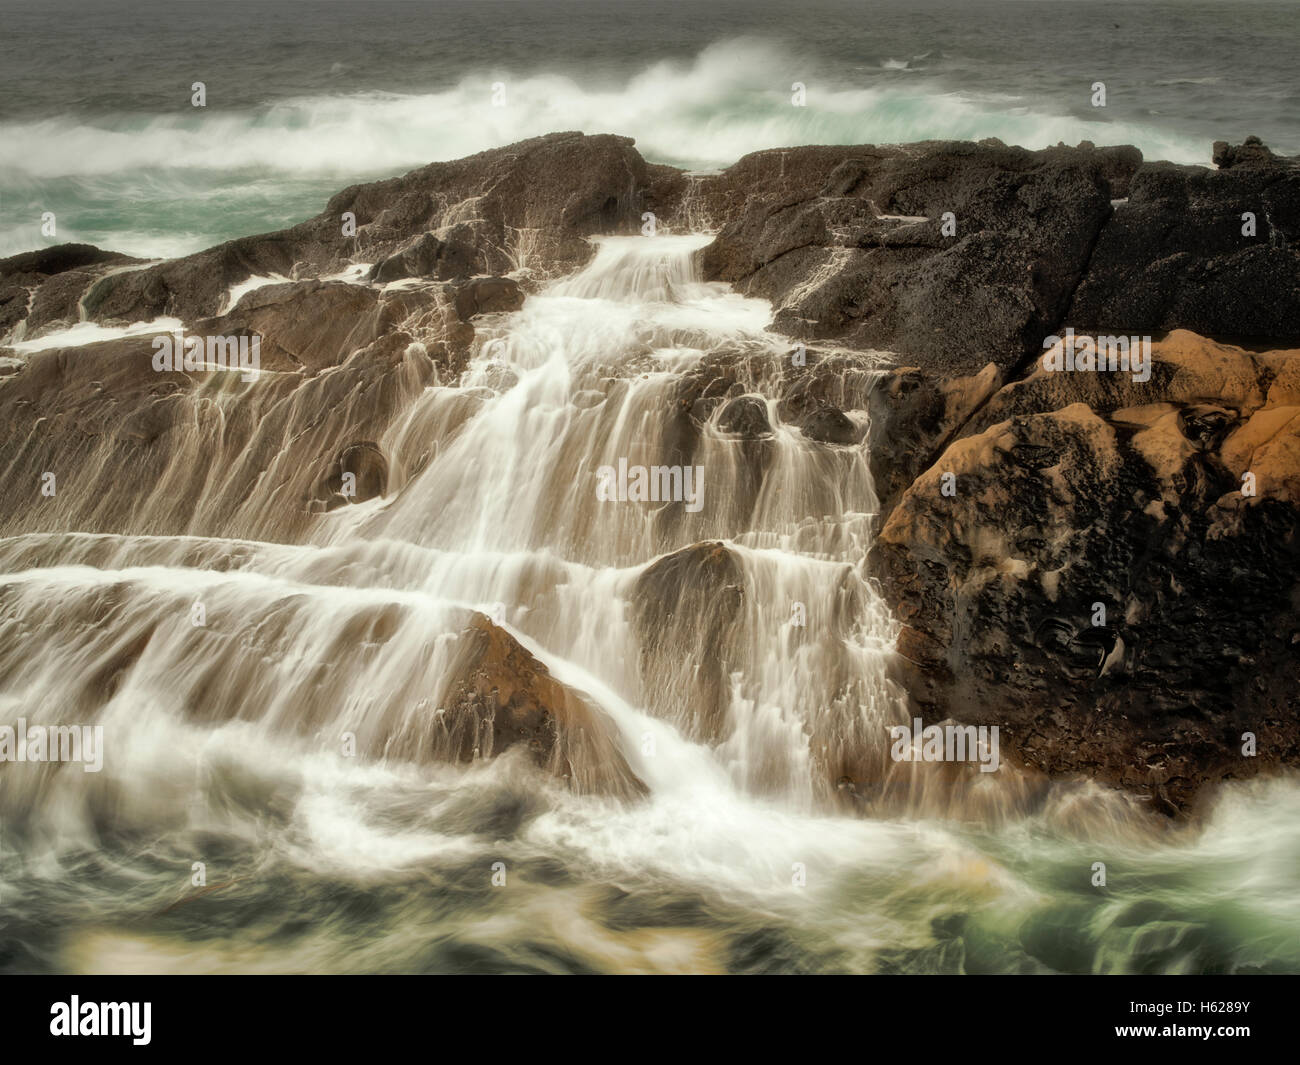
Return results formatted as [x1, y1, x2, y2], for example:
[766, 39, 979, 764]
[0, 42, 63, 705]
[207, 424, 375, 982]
[2, 132, 1296, 812]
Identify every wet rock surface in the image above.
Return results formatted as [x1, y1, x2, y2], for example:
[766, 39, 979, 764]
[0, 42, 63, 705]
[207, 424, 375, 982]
[439, 613, 647, 799]
[0, 329, 441, 541]
[868, 331, 1300, 812]
[681, 135, 1300, 811]
[630, 541, 745, 743]
[0, 243, 142, 337]
[695, 139, 1143, 378]
[3, 132, 1297, 811]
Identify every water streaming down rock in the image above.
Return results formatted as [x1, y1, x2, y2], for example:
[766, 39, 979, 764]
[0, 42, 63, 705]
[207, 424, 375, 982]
[4, 231, 1300, 975]
[314, 234, 911, 806]
[0, 242, 912, 813]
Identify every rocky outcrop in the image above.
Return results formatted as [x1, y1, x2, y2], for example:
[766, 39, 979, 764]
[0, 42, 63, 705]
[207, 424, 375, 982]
[3, 131, 1297, 812]
[68, 132, 649, 327]
[689, 133, 1298, 374]
[1067, 156, 1300, 340]
[869, 332, 1300, 812]
[696, 139, 1143, 377]
[848, 141, 1300, 813]
[630, 541, 746, 742]
[0, 244, 141, 337]
[671, 135, 1300, 812]
[438, 613, 646, 798]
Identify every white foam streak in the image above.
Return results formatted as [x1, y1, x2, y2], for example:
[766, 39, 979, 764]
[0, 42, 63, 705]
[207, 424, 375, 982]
[10, 317, 184, 353]
[5, 224, 1242, 978]
[0, 41, 1207, 187]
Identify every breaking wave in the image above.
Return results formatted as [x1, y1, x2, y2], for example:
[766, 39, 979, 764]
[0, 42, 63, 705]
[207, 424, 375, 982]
[0, 39, 1208, 258]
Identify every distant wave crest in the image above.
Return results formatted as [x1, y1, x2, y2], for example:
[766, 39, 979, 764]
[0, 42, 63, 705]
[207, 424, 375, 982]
[0, 39, 1208, 180]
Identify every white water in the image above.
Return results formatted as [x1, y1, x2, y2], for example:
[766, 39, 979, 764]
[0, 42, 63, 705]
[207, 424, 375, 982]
[0, 33, 1219, 259]
[0, 42, 1207, 183]
[9, 316, 184, 354]
[2, 235, 1298, 975]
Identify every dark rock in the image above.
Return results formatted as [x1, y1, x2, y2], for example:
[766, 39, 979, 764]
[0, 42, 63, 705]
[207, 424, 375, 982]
[868, 332, 1300, 811]
[1212, 135, 1288, 170]
[698, 140, 1143, 377]
[717, 395, 772, 438]
[0, 244, 141, 339]
[866, 362, 1001, 520]
[311, 441, 389, 509]
[1068, 147, 1300, 341]
[369, 231, 477, 283]
[452, 276, 525, 320]
[797, 405, 858, 444]
[630, 542, 745, 741]
[83, 234, 302, 325]
[572, 389, 605, 409]
[0, 243, 135, 279]
[438, 613, 646, 798]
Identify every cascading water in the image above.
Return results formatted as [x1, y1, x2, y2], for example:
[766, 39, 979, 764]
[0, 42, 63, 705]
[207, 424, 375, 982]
[2, 234, 1299, 975]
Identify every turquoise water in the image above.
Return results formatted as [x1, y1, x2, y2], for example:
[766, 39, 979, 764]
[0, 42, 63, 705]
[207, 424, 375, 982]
[1, 0, 1298, 978]
[2, 0, 1296, 257]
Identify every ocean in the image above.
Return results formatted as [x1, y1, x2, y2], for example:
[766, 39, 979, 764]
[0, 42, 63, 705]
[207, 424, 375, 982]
[5, 235, 1300, 975]
[1, 0, 1297, 258]
[2, 0, 1300, 979]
